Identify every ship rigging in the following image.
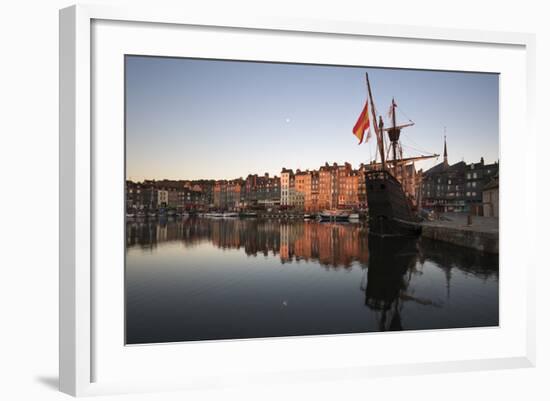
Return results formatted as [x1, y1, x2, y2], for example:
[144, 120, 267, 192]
[355, 72, 439, 237]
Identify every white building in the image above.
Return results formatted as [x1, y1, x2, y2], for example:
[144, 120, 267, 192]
[157, 189, 169, 207]
[280, 168, 294, 207]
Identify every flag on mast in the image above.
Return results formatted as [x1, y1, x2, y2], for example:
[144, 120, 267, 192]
[352, 99, 371, 144]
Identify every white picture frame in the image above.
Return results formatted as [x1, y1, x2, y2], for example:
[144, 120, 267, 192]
[59, 4, 536, 397]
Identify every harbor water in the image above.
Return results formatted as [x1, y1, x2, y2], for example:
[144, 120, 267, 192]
[126, 217, 498, 344]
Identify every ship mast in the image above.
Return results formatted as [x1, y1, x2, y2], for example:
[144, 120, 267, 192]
[391, 99, 398, 163]
[388, 98, 401, 176]
[366, 73, 385, 170]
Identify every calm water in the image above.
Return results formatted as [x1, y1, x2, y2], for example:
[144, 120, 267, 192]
[126, 217, 498, 344]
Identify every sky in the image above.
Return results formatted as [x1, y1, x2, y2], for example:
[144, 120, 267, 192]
[125, 56, 499, 181]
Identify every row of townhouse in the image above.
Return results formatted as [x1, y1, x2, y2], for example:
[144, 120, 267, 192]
[126, 180, 216, 211]
[281, 162, 368, 213]
[213, 173, 281, 211]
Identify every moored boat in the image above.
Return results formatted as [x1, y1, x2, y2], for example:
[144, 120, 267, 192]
[318, 210, 351, 221]
[205, 212, 224, 218]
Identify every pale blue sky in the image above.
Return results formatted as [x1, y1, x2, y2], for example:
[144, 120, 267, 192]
[126, 56, 498, 181]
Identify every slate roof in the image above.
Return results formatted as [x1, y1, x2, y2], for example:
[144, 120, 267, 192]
[424, 161, 466, 176]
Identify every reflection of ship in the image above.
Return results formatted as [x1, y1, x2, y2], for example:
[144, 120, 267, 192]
[363, 236, 447, 331]
[355, 73, 438, 237]
[364, 236, 418, 330]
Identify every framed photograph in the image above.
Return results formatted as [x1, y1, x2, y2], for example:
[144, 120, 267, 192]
[60, 4, 536, 396]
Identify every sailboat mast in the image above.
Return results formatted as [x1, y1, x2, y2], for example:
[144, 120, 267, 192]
[366, 73, 385, 170]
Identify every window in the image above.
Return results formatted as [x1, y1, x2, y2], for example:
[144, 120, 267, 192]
[467, 173, 471, 179]
[473, 173, 478, 179]
[472, 192, 477, 196]
[472, 182, 477, 188]
[467, 192, 471, 196]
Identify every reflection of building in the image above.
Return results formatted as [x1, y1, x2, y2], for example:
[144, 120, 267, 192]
[127, 218, 369, 268]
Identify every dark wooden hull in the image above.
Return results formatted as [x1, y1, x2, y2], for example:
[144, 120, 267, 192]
[365, 169, 421, 237]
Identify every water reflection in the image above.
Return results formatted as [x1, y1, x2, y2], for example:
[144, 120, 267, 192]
[126, 217, 498, 344]
[127, 217, 370, 268]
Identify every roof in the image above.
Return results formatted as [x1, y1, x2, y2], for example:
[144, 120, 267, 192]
[424, 161, 466, 176]
[483, 176, 499, 191]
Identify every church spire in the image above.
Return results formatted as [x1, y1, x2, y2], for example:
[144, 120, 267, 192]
[443, 128, 448, 168]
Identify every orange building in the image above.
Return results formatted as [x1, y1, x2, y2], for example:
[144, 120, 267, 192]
[304, 171, 320, 213]
[318, 162, 353, 210]
[339, 172, 359, 209]
[294, 170, 309, 211]
[213, 179, 242, 210]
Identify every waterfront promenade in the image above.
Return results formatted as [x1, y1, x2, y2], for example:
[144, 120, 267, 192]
[421, 213, 499, 254]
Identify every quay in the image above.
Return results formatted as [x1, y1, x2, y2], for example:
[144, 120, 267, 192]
[420, 213, 499, 254]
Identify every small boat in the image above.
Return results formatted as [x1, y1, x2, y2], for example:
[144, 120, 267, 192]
[222, 212, 239, 218]
[318, 210, 351, 221]
[205, 212, 224, 218]
[349, 213, 360, 220]
[303, 214, 312, 220]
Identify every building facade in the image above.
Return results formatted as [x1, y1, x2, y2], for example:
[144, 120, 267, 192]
[280, 168, 294, 208]
[482, 175, 499, 217]
[421, 139, 498, 214]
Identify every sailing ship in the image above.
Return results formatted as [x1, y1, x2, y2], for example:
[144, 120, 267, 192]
[356, 73, 438, 237]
